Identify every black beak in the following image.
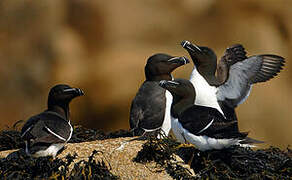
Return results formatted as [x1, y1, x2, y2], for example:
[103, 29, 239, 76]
[159, 80, 179, 89]
[168, 56, 190, 65]
[63, 88, 84, 96]
[181, 40, 202, 54]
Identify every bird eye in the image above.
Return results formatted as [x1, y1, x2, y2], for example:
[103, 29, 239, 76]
[55, 90, 63, 95]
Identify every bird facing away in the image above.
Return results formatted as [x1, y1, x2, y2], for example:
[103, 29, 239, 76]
[21, 84, 84, 157]
[181, 40, 285, 120]
[129, 53, 189, 136]
[159, 79, 261, 151]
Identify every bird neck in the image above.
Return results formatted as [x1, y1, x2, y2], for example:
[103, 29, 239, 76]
[216, 60, 230, 85]
[171, 96, 194, 118]
[197, 63, 215, 74]
[48, 104, 70, 121]
[146, 74, 173, 81]
[197, 66, 220, 86]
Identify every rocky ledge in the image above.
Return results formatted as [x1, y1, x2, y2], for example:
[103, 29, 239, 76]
[0, 127, 291, 179]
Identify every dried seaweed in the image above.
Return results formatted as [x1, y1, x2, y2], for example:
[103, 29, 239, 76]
[69, 150, 119, 180]
[133, 137, 195, 179]
[0, 125, 133, 151]
[0, 130, 24, 151]
[105, 129, 133, 139]
[134, 137, 292, 179]
[181, 146, 292, 179]
[67, 126, 132, 143]
[0, 150, 119, 180]
[1, 125, 291, 179]
[69, 126, 107, 143]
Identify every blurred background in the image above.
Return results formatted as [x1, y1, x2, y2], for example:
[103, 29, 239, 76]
[0, 0, 291, 148]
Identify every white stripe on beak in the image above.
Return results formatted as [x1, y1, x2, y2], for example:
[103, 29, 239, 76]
[167, 81, 180, 85]
[193, 44, 202, 52]
[182, 40, 190, 48]
[63, 88, 76, 93]
[168, 57, 177, 62]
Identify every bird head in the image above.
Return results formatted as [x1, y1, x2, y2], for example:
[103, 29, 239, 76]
[145, 53, 189, 81]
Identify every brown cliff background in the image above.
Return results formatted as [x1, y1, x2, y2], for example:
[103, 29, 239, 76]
[0, 0, 291, 148]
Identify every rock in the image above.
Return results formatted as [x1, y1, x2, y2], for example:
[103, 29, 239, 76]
[0, 136, 291, 179]
[0, 137, 181, 179]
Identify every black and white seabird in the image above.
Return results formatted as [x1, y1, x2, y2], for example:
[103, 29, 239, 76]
[21, 84, 84, 157]
[129, 53, 189, 136]
[181, 40, 285, 119]
[159, 79, 258, 151]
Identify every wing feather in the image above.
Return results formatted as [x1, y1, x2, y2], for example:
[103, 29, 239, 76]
[21, 111, 72, 145]
[129, 81, 166, 133]
[217, 54, 285, 107]
[179, 105, 245, 139]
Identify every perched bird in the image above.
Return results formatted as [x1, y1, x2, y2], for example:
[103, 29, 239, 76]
[159, 79, 259, 151]
[21, 84, 84, 157]
[181, 40, 285, 121]
[129, 53, 189, 136]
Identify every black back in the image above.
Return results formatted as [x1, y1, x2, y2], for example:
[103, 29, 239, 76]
[21, 84, 83, 151]
[159, 79, 246, 140]
[21, 112, 72, 144]
[130, 53, 189, 135]
[179, 105, 246, 139]
[129, 81, 166, 133]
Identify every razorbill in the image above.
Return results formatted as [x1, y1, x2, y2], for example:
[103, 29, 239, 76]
[21, 84, 84, 157]
[181, 40, 285, 116]
[129, 53, 189, 136]
[159, 79, 260, 151]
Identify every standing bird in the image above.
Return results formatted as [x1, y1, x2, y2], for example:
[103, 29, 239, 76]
[21, 84, 84, 157]
[181, 40, 285, 121]
[159, 79, 257, 151]
[129, 53, 189, 136]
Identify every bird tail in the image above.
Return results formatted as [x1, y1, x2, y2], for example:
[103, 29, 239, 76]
[239, 136, 264, 147]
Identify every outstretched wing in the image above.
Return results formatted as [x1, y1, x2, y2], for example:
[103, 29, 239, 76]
[217, 54, 285, 108]
[216, 44, 247, 85]
[221, 44, 248, 66]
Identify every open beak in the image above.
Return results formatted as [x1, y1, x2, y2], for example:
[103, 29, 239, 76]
[168, 56, 190, 65]
[181, 40, 202, 54]
[63, 88, 84, 96]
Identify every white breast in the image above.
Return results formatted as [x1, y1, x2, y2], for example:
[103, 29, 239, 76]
[190, 68, 225, 116]
[171, 120, 240, 151]
[171, 117, 187, 143]
[170, 112, 241, 150]
[185, 133, 240, 151]
[32, 143, 65, 158]
[160, 90, 173, 137]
